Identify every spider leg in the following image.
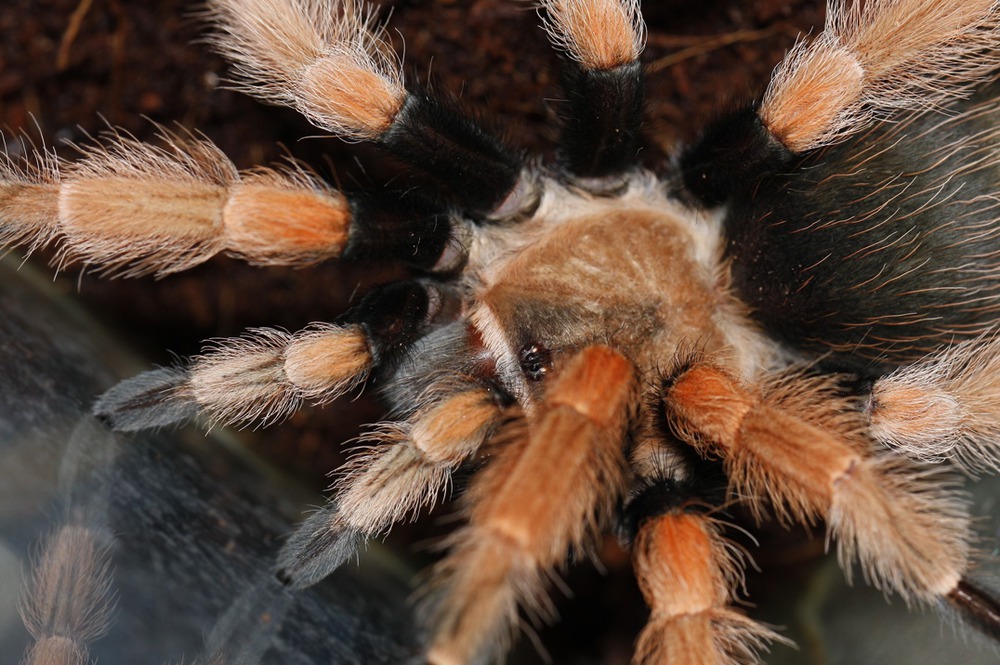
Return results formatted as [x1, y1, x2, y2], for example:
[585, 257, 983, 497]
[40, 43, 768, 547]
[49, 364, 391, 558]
[620, 441, 786, 665]
[758, 0, 1000, 153]
[276, 381, 508, 589]
[662, 361, 972, 606]
[630, 510, 781, 665]
[95, 280, 440, 430]
[20, 525, 115, 665]
[681, 0, 1000, 205]
[946, 578, 1000, 641]
[869, 331, 1000, 473]
[336, 385, 509, 538]
[539, 0, 645, 178]
[0, 128, 454, 278]
[19, 418, 119, 665]
[5, 0, 536, 278]
[206, 0, 523, 216]
[425, 345, 636, 665]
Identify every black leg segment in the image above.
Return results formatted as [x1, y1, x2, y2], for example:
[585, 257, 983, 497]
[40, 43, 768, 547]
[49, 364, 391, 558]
[378, 92, 523, 217]
[559, 60, 645, 179]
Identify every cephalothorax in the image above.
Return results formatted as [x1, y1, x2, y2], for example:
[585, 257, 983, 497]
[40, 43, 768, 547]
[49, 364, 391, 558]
[6, 0, 1000, 663]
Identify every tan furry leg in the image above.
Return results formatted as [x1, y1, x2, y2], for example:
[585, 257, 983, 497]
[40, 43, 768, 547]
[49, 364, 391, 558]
[870, 332, 1000, 473]
[335, 384, 509, 535]
[275, 381, 509, 589]
[759, 0, 1000, 152]
[206, 0, 405, 140]
[183, 323, 372, 427]
[1, 128, 350, 277]
[20, 526, 115, 665]
[426, 346, 637, 665]
[632, 512, 783, 665]
[664, 363, 971, 604]
[94, 322, 373, 430]
[0, 145, 61, 253]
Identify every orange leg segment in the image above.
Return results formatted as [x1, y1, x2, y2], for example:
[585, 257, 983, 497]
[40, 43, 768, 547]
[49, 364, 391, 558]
[426, 345, 637, 665]
[663, 362, 970, 604]
[632, 510, 780, 665]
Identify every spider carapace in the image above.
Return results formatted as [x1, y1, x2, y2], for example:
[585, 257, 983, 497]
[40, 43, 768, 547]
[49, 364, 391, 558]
[6, 0, 1000, 664]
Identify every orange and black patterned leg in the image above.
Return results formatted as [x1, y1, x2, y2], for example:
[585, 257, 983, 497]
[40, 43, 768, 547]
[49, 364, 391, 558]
[426, 345, 637, 665]
[620, 445, 783, 665]
[662, 361, 971, 606]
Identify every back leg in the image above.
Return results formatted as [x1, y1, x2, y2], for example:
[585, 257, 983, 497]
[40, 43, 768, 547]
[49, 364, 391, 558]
[20, 524, 115, 665]
[206, 0, 524, 216]
[18, 417, 119, 665]
[869, 330, 1000, 473]
[680, 0, 1000, 206]
[539, 0, 646, 178]
[0, 127, 454, 278]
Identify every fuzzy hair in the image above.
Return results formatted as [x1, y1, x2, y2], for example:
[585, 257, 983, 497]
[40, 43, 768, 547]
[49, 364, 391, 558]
[206, 0, 405, 140]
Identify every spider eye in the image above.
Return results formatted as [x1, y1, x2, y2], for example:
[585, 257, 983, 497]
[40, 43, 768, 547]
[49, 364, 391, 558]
[518, 342, 552, 381]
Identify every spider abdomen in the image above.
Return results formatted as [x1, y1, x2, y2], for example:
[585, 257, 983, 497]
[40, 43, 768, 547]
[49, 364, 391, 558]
[726, 94, 1000, 370]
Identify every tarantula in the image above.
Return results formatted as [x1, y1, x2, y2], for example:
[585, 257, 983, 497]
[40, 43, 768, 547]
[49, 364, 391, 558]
[6, 0, 1000, 663]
